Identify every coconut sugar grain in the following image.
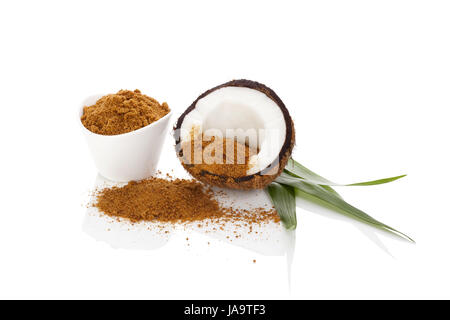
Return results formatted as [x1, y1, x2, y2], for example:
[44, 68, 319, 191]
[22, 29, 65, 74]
[81, 89, 170, 135]
[182, 134, 257, 178]
[93, 177, 279, 228]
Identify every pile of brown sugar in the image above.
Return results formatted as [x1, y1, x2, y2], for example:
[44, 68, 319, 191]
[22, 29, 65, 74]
[81, 89, 170, 135]
[181, 133, 258, 178]
[93, 177, 279, 227]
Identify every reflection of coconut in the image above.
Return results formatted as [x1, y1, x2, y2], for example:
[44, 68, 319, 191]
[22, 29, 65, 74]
[174, 79, 295, 190]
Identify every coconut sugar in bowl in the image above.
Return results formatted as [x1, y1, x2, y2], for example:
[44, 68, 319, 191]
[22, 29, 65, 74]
[80, 90, 172, 182]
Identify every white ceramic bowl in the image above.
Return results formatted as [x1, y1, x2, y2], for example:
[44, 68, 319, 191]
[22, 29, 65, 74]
[79, 94, 172, 182]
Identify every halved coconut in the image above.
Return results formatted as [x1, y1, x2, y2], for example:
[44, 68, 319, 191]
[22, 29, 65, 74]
[174, 79, 295, 189]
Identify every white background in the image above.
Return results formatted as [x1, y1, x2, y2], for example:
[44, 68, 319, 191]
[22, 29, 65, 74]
[0, 0, 449, 299]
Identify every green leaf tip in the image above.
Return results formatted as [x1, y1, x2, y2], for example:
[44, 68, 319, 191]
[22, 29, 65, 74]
[348, 174, 407, 186]
[285, 158, 408, 187]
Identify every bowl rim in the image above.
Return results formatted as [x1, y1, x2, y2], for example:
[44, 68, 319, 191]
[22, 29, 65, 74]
[78, 94, 173, 138]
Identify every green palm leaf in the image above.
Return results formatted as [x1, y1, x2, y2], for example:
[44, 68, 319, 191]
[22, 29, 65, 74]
[266, 182, 297, 230]
[285, 158, 406, 186]
[275, 171, 414, 242]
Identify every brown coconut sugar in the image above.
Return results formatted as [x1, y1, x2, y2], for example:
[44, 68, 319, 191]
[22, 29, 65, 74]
[181, 133, 258, 178]
[81, 89, 170, 135]
[93, 177, 279, 226]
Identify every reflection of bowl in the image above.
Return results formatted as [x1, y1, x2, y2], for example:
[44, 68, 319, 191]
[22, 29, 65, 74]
[79, 94, 172, 182]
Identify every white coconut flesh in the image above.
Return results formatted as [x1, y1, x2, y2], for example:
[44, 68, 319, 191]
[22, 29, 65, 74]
[180, 86, 287, 176]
